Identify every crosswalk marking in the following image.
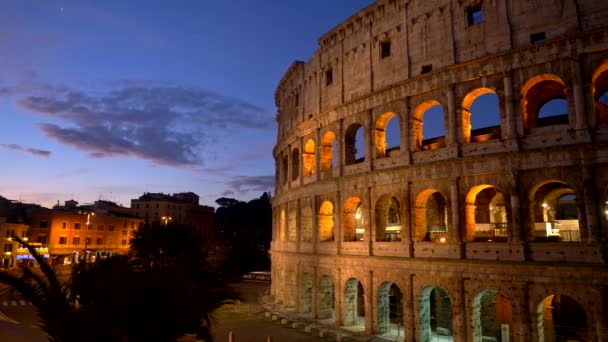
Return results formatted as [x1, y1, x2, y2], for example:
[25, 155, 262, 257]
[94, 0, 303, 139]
[2, 300, 32, 307]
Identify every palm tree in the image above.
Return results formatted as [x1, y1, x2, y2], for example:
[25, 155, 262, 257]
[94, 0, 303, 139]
[0, 236, 83, 342]
[0, 232, 239, 342]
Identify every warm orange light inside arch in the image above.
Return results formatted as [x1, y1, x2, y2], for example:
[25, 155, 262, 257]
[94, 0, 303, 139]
[375, 112, 398, 158]
[279, 209, 286, 241]
[412, 100, 442, 151]
[461, 88, 496, 143]
[414, 189, 443, 241]
[319, 200, 335, 241]
[343, 197, 362, 241]
[303, 139, 316, 176]
[464, 184, 494, 242]
[321, 131, 336, 171]
[520, 74, 566, 129]
[592, 61, 608, 125]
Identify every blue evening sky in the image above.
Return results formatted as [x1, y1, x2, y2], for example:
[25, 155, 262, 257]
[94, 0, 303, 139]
[0, 1, 567, 208]
[0, 0, 373, 208]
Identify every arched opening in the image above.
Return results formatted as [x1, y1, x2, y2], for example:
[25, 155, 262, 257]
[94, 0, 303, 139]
[521, 74, 568, 130]
[375, 112, 400, 158]
[319, 201, 335, 242]
[300, 272, 313, 314]
[378, 282, 404, 338]
[303, 139, 316, 176]
[343, 197, 364, 241]
[462, 89, 501, 143]
[301, 205, 313, 242]
[321, 131, 337, 171]
[472, 290, 513, 342]
[537, 294, 588, 342]
[287, 204, 297, 241]
[319, 275, 335, 320]
[529, 181, 581, 242]
[281, 155, 288, 185]
[465, 185, 508, 242]
[345, 123, 365, 165]
[419, 286, 453, 341]
[291, 148, 299, 181]
[279, 209, 286, 241]
[343, 278, 365, 329]
[592, 61, 608, 125]
[413, 101, 446, 151]
[375, 195, 402, 241]
[415, 190, 449, 242]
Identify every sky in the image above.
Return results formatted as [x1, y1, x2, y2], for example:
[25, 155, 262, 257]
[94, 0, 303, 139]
[0, 0, 373, 208]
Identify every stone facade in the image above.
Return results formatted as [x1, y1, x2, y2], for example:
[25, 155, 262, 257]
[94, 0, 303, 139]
[271, 0, 608, 341]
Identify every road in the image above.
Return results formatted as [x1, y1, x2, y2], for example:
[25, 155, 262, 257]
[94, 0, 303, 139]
[0, 285, 47, 342]
[212, 281, 336, 342]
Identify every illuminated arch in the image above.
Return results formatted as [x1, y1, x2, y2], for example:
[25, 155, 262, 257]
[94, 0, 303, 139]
[375, 194, 401, 241]
[414, 189, 448, 242]
[461, 88, 501, 143]
[343, 277, 365, 328]
[521, 74, 568, 129]
[343, 197, 363, 241]
[465, 185, 508, 242]
[303, 139, 316, 176]
[377, 282, 403, 335]
[345, 123, 365, 165]
[412, 100, 445, 151]
[472, 289, 514, 342]
[375, 112, 400, 158]
[319, 201, 335, 242]
[537, 294, 588, 341]
[419, 286, 453, 340]
[592, 61, 608, 125]
[279, 209, 286, 241]
[528, 179, 580, 242]
[320, 131, 337, 171]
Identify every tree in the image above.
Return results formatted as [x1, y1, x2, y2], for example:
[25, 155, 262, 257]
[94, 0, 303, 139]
[130, 221, 208, 269]
[0, 232, 239, 342]
[0, 236, 82, 342]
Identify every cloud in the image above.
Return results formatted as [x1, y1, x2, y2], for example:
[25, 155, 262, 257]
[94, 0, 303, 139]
[225, 175, 275, 195]
[14, 82, 274, 167]
[1, 143, 51, 157]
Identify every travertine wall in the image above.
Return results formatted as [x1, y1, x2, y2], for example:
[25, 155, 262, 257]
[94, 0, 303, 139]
[272, 0, 608, 341]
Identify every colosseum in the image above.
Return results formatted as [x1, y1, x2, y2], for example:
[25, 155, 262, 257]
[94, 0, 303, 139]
[270, 0, 608, 341]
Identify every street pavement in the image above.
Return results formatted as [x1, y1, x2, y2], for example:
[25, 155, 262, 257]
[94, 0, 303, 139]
[0, 286, 47, 342]
[212, 281, 333, 342]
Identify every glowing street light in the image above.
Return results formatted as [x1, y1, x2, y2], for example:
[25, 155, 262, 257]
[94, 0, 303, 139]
[161, 216, 172, 225]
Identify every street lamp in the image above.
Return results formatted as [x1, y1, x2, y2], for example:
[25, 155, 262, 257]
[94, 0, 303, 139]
[161, 216, 172, 226]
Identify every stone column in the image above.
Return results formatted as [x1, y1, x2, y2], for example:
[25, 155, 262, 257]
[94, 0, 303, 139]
[312, 196, 318, 254]
[296, 198, 301, 252]
[402, 101, 412, 165]
[582, 166, 600, 243]
[451, 279, 466, 342]
[335, 191, 342, 252]
[449, 177, 462, 244]
[511, 283, 531, 342]
[503, 72, 517, 140]
[403, 275, 415, 342]
[335, 268, 343, 326]
[447, 85, 458, 146]
[509, 171, 523, 243]
[368, 187, 375, 255]
[367, 109, 374, 170]
[315, 127, 321, 181]
[571, 59, 588, 132]
[365, 270, 374, 333]
[312, 266, 319, 319]
[339, 118, 345, 177]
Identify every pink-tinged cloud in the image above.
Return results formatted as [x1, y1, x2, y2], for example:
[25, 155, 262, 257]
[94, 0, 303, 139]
[1, 143, 51, 157]
[13, 81, 274, 168]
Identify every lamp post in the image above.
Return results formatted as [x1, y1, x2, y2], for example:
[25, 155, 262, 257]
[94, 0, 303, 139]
[84, 212, 95, 263]
[161, 216, 172, 226]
